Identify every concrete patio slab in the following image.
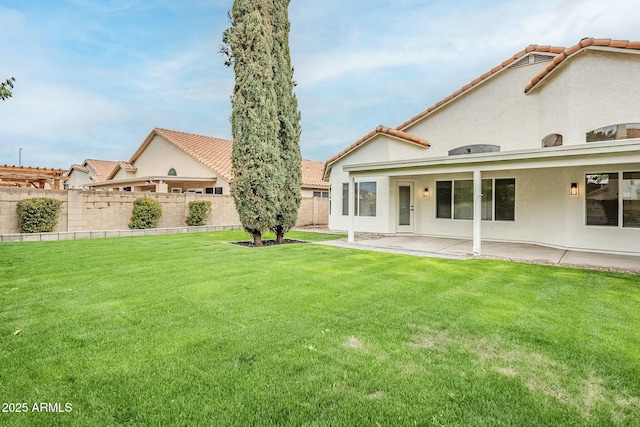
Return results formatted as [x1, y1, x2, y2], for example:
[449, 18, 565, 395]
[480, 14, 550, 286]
[317, 235, 640, 274]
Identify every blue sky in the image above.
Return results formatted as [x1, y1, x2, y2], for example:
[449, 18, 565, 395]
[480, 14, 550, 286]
[0, 0, 637, 169]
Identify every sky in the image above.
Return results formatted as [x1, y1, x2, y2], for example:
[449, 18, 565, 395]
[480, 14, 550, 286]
[0, 0, 638, 170]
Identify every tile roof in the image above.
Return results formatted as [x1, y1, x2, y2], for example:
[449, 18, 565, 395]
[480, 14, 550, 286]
[134, 128, 235, 181]
[324, 125, 430, 172]
[302, 159, 329, 188]
[84, 159, 123, 182]
[127, 128, 328, 187]
[524, 38, 640, 93]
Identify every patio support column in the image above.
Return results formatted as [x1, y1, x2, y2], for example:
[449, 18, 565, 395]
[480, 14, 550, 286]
[348, 176, 355, 243]
[473, 169, 482, 256]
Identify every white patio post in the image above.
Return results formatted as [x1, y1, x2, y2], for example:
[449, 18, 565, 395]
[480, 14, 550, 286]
[348, 176, 355, 243]
[473, 169, 482, 256]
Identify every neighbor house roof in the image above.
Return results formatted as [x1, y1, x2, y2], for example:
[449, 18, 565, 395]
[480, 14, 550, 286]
[129, 128, 235, 182]
[108, 128, 328, 188]
[324, 37, 640, 176]
[301, 159, 329, 188]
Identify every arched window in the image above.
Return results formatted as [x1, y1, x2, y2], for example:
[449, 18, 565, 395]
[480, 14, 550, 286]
[168, 168, 177, 176]
[542, 133, 562, 147]
[587, 123, 640, 142]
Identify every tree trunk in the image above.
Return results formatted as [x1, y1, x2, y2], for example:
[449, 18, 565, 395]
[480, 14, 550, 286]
[275, 225, 284, 244]
[252, 231, 263, 246]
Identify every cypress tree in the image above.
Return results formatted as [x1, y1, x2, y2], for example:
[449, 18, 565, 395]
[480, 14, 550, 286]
[271, 0, 302, 244]
[226, 0, 285, 246]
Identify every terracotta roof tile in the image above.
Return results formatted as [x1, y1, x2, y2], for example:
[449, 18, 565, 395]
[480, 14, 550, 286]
[301, 159, 329, 188]
[525, 38, 640, 93]
[143, 128, 235, 181]
[84, 159, 122, 182]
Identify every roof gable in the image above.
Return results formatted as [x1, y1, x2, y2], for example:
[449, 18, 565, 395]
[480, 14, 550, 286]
[525, 38, 640, 93]
[324, 126, 430, 177]
[128, 128, 235, 182]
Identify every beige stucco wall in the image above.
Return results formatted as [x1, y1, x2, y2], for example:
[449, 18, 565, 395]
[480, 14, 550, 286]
[65, 169, 91, 189]
[0, 188, 328, 235]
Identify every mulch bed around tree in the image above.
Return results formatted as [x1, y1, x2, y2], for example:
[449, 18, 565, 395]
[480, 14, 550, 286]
[230, 239, 308, 247]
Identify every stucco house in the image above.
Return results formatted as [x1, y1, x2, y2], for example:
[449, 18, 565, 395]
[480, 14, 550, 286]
[89, 128, 329, 197]
[324, 38, 640, 256]
[65, 159, 129, 189]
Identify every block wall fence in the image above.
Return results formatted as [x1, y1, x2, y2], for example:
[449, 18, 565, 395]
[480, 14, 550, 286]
[0, 188, 328, 237]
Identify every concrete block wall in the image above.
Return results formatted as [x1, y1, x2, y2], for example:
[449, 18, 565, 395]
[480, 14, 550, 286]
[0, 188, 328, 235]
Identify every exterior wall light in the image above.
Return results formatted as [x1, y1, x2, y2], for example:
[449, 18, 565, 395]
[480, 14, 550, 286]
[570, 182, 578, 196]
[423, 187, 430, 198]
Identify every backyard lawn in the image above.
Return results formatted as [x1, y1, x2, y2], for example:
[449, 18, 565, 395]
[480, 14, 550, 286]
[1, 230, 639, 426]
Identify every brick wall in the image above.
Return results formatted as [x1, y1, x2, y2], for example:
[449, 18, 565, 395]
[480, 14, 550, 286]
[0, 188, 328, 234]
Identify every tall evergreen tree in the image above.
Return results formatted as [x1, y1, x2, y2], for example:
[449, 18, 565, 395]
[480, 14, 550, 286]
[271, 0, 302, 244]
[226, 0, 285, 246]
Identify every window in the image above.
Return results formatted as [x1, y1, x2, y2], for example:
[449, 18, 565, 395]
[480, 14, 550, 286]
[436, 178, 514, 221]
[586, 123, 640, 142]
[494, 178, 515, 221]
[436, 181, 452, 218]
[342, 183, 349, 215]
[313, 191, 329, 198]
[355, 181, 376, 217]
[171, 188, 182, 193]
[206, 187, 223, 195]
[623, 172, 640, 227]
[542, 133, 563, 147]
[454, 180, 473, 219]
[168, 168, 177, 176]
[586, 172, 640, 228]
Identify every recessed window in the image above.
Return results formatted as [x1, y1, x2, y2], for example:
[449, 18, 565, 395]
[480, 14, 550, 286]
[586, 123, 640, 142]
[168, 168, 177, 176]
[542, 133, 563, 147]
[436, 178, 514, 221]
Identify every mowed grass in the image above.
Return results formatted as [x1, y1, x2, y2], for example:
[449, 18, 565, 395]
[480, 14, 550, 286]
[1, 230, 639, 426]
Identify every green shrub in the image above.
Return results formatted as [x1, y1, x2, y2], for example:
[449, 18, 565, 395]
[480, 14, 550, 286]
[16, 197, 62, 233]
[128, 197, 162, 229]
[186, 200, 212, 226]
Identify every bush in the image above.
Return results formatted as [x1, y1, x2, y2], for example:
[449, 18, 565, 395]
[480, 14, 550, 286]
[16, 198, 62, 233]
[129, 197, 162, 229]
[186, 200, 212, 226]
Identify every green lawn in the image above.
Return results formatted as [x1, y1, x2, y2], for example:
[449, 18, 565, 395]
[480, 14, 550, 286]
[1, 230, 639, 426]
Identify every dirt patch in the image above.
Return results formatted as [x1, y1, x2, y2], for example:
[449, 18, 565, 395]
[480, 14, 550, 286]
[230, 239, 308, 247]
[408, 326, 453, 351]
[365, 390, 385, 400]
[343, 335, 366, 350]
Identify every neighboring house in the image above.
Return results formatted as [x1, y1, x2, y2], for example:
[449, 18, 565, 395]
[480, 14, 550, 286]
[65, 159, 129, 189]
[324, 38, 640, 256]
[89, 128, 329, 196]
[0, 164, 67, 189]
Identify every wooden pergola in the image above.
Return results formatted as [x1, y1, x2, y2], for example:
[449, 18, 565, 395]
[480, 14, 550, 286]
[0, 165, 68, 189]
